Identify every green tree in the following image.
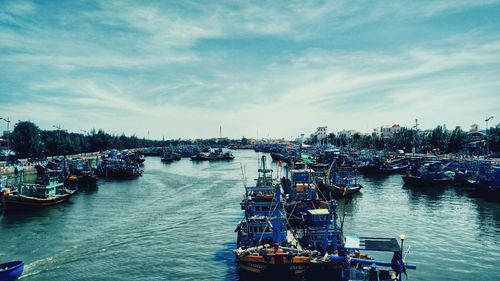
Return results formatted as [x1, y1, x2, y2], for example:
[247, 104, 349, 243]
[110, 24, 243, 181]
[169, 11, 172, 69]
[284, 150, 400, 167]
[448, 126, 466, 153]
[430, 125, 449, 152]
[11, 121, 44, 158]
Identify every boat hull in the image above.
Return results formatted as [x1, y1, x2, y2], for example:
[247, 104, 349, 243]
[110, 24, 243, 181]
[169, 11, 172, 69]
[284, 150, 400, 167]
[236, 255, 309, 276]
[2, 192, 73, 214]
[318, 182, 362, 199]
[402, 176, 455, 186]
[0, 261, 24, 281]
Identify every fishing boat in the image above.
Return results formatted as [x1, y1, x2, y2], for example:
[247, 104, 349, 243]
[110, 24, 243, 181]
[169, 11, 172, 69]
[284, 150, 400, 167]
[402, 161, 455, 186]
[161, 147, 182, 163]
[379, 158, 410, 173]
[234, 156, 312, 276]
[1, 173, 75, 214]
[318, 164, 363, 199]
[358, 156, 409, 174]
[0, 261, 24, 281]
[284, 166, 329, 227]
[234, 184, 311, 276]
[191, 148, 234, 161]
[342, 235, 416, 281]
[302, 201, 344, 278]
[95, 157, 143, 178]
[468, 162, 500, 198]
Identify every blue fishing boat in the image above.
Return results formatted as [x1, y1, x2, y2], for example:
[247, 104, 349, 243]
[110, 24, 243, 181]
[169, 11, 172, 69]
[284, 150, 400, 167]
[318, 164, 363, 199]
[402, 161, 456, 186]
[284, 166, 328, 227]
[341, 235, 416, 281]
[234, 156, 312, 276]
[0, 261, 23, 281]
[95, 153, 143, 178]
[469, 162, 500, 198]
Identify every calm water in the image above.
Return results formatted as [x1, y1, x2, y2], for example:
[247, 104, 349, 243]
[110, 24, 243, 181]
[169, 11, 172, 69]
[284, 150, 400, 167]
[1, 150, 499, 280]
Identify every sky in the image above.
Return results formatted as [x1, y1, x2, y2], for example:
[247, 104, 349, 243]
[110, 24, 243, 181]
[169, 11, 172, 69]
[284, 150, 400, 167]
[1, 0, 499, 140]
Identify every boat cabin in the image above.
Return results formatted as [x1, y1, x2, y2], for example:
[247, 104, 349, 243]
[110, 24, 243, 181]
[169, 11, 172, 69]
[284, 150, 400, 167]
[237, 216, 287, 247]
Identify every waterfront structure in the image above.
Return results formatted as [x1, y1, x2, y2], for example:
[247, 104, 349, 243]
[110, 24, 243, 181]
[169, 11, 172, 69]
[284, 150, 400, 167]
[315, 126, 328, 144]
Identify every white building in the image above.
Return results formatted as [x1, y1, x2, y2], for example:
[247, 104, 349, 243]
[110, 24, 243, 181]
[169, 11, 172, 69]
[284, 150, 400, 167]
[381, 124, 402, 138]
[315, 126, 328, 141]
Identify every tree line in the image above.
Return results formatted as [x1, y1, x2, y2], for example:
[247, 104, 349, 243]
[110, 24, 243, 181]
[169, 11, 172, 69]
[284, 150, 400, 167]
[7, 121, 500, 159]
[308, 124, 500, 154]
[8, 121, 236, 158]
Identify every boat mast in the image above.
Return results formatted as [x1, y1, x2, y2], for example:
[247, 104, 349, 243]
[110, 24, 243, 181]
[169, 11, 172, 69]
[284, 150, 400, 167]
[272, 183, 282, 245]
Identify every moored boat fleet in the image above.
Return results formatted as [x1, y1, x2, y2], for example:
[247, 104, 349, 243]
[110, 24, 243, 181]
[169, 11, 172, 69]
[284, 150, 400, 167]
[233, 156, 416, 280]
[0, 149, 146, 216]
[262, 143, 500, 199]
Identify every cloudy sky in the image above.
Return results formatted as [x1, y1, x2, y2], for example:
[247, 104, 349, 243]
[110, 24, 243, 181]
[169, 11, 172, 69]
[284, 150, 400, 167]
[1, 1, 499, 139]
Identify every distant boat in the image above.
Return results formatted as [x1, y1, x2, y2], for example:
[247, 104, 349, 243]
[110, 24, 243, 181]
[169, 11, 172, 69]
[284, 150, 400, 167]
[318, 165, 363, 199]
[402, 161, 455, 186]
[0, 261, 24, 281]
[190, 148, 234, 161]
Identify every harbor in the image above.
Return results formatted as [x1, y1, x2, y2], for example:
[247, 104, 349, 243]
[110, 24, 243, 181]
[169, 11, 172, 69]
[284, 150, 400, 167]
[2, 1, 500, 280]
[0, 149, 499, 280]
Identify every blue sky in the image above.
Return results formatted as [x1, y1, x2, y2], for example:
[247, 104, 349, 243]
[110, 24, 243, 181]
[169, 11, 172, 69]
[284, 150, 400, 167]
[1, 0, 499, 139]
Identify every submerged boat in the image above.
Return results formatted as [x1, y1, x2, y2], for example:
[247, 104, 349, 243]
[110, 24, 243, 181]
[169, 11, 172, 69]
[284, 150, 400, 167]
[1, 173, 75, 215]
[0, 261, 24, 281]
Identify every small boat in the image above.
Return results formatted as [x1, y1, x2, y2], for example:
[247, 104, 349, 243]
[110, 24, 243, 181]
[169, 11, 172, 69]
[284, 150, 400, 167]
[379, 158, 410, 173]
[190, 148, 234, 161]
[319, 164, 363, 199]
[0, 261, 24, 281]
[1, 173, 75, 214]
[161, 148, 182, 163]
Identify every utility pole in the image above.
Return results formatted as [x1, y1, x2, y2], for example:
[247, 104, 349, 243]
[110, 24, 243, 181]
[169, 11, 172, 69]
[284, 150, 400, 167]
[53, 125, 62, 156]
[485, 116, 494, 155]
[412, 119, 419, 156]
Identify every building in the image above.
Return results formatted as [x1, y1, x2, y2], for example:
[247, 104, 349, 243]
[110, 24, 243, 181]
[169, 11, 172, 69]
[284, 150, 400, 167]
[315, 126, 328, 141]
[381, 124, 402, 138]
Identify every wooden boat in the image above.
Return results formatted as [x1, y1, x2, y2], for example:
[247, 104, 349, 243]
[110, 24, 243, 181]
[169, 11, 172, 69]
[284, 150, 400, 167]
[319, 182, 363, 198]
[190, 148, 234, 161]
[401, 175, 455, 186]
[318, 165, 362, 199]
[235, 158, 312, 276]
[342, 236, 416, 281]
[402, 161, 456, 186]
[1, 174, 75, 214]
[0, 261, 24, 281]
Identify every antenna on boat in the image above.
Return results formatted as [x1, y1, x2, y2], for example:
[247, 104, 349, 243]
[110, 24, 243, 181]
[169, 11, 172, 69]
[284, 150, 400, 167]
[240, 163, 247, 189]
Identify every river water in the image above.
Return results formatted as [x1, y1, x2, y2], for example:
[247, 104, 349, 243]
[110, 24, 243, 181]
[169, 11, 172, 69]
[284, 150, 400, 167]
[1, 150, 498, 280]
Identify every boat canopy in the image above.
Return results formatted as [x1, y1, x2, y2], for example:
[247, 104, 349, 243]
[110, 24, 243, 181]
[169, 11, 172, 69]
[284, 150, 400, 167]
[345, 236, 401, 252]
